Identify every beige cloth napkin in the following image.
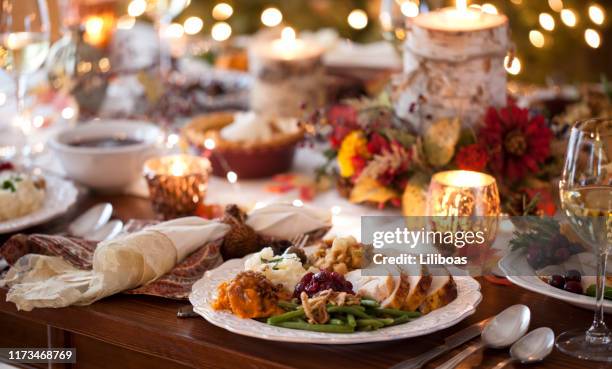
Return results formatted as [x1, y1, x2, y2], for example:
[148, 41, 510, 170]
[0, 217, 229, 311]
[246, 203, 331, 240]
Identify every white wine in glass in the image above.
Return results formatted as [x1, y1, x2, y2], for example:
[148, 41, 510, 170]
[0, 0, 50, 158]
[558, 118, 612, 362]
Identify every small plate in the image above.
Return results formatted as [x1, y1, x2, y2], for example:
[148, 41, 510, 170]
[0, 175, 78, 234]
[189, 252, 482, 344]
[499, 250, 612, 313]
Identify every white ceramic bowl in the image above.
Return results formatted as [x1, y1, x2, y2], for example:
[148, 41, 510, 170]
[50, 120, 161, 193]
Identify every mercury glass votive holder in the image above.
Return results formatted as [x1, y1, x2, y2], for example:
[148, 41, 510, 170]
[143, 154, 211, 220]
[426, 170, 501, 260]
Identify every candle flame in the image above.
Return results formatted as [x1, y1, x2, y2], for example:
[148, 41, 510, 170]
[170, 159, 188, 176]
[281, 26, 296, 41]
[456, 0, 468, 12]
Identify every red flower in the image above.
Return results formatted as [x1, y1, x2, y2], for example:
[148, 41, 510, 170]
[367, 132, 390, 154]
[351, 156, 367, 178]
[328, 105, 359, 149]
[455, 144, 489, 172]
[480, 105, 552, 180]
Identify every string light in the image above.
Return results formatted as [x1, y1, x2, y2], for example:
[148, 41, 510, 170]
[400, 1, 419, 17]
[165, 23, 184, 38]
[529, 30, 545, 48]
[204, 138, 216, 150]
[184, 16, 203, 35]
[589, 5, 605, 25]
[548, 0, 563, 12]
[127, 0, 146, 17]
[481, 4, 498, 15]
[226, 171, 238, 183]
[560, 9, 577, 27]
[261, 7, 282, 27]
[347, 9, 368, 30]
[211, 22, 232, 41]
[61, 107, 75, 120]
[331, 205, 342, 215]
[539, 13, 555, 31]
[504, 55, 521, 75]
[212, 3, 233, 21]
[585, 28, 601, 48]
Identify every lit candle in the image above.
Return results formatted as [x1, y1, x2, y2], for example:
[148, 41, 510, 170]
[249, 27, 325, 117]
[144, 155, 211, 219]
[83, 13, 115, 47]
[394, 0, 509, 130]
[426, 170, 500, 216]
[426, 170, 501, 264]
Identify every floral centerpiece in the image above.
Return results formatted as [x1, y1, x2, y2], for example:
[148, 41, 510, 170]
[306, 94, 562, 215]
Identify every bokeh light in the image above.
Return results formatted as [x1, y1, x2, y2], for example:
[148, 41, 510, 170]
[589, 5, 605, 25]
[212, 3, 233, 21]
[585, 28, 601, 48]
[184, 16, 203, 35]
[560, 9, 577, 27]
[504, 55, 522, 75]
[211, 22, 232, 41]
[347, 9, 368, 30]
[529, 30, 545, 48]
[539, 13, 555, 31]
[261, 7, 283, 27]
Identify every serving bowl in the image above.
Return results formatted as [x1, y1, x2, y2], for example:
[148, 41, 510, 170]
[50, 120, 161, 193]
[183, 112, 304, 179]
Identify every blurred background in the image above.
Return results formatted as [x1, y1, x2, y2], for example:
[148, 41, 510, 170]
[40, 0, 609, 84]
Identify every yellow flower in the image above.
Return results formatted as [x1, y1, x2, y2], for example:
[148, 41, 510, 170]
[338, 131, 368, 178]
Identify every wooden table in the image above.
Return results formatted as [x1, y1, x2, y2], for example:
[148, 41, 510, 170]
[1, 195, 610, 369]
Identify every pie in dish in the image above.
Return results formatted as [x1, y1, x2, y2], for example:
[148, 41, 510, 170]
[183, 111, 304, 179]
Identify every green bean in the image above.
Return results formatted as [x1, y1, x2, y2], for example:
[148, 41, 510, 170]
[388, 314, 413, 326]
[276, 321, 355, 333]
[360, 299, 380, 308]
[347, 314, 356, 328]
[357, 318, 394, 328]
[278, 300, 299, 310]
[359, 325, 373, 332]
[373, 308, 421, 318]
[329, 318, 344, 325]
[327, 306, 372, 319]
[267, 309, 305, 325]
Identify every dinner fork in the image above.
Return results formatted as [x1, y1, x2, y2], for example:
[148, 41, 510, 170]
[290, 234, 310, 248]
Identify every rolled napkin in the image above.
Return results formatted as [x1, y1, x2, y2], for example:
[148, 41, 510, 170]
[245, 203, 331, 240]
[1, 217, 229, 311]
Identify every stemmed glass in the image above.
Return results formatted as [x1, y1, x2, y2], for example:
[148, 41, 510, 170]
[0, 0, 51, 159]
[144, 0, 189, 76]
[558, 118, 612, 362]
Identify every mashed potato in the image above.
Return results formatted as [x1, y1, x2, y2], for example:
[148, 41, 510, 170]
[0, 172, 45, 221]
[244, 247, 310, 292]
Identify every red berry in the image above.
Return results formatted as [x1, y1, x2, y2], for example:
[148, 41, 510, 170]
[549, 275, 565, 289]
[564, 281, 583, 294]
[565, 269, 581, 283]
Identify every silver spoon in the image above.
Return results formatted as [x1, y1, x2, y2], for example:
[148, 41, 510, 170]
[67, 203, 113, 238]
[491, 327, 555, 369]
[436, 304, 531, 369]
[87, 219, 124, 242]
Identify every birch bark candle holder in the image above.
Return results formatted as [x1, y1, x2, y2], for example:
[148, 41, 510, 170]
[392, 3, 509, 132]
[249, 28, 325, 118]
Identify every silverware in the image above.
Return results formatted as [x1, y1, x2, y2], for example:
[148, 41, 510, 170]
[177, 305, 199, 318]
[290, 233, 309, 248]
[435, 305, 531, 369]
[67, 203, 113, 238]
[492, 327, 554, 369]
[389, 317, 493, 369]
[87, 219, 124, 242]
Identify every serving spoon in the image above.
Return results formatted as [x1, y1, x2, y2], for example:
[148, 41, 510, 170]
[436, 304, 531, 369]
[491, 327, 555, 369]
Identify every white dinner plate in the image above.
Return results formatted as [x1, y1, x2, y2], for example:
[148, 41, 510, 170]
[0, 175, 78, 234]
[499, 250, 612, 313]
[189, 252, 482, 344]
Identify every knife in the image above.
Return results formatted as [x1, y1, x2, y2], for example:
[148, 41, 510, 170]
[388, 317, 493, 369]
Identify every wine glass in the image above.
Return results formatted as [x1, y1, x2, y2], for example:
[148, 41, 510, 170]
[0, 0, 51, 158]
[145, 0, 189, 76]
[558, 118, 612, 362]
